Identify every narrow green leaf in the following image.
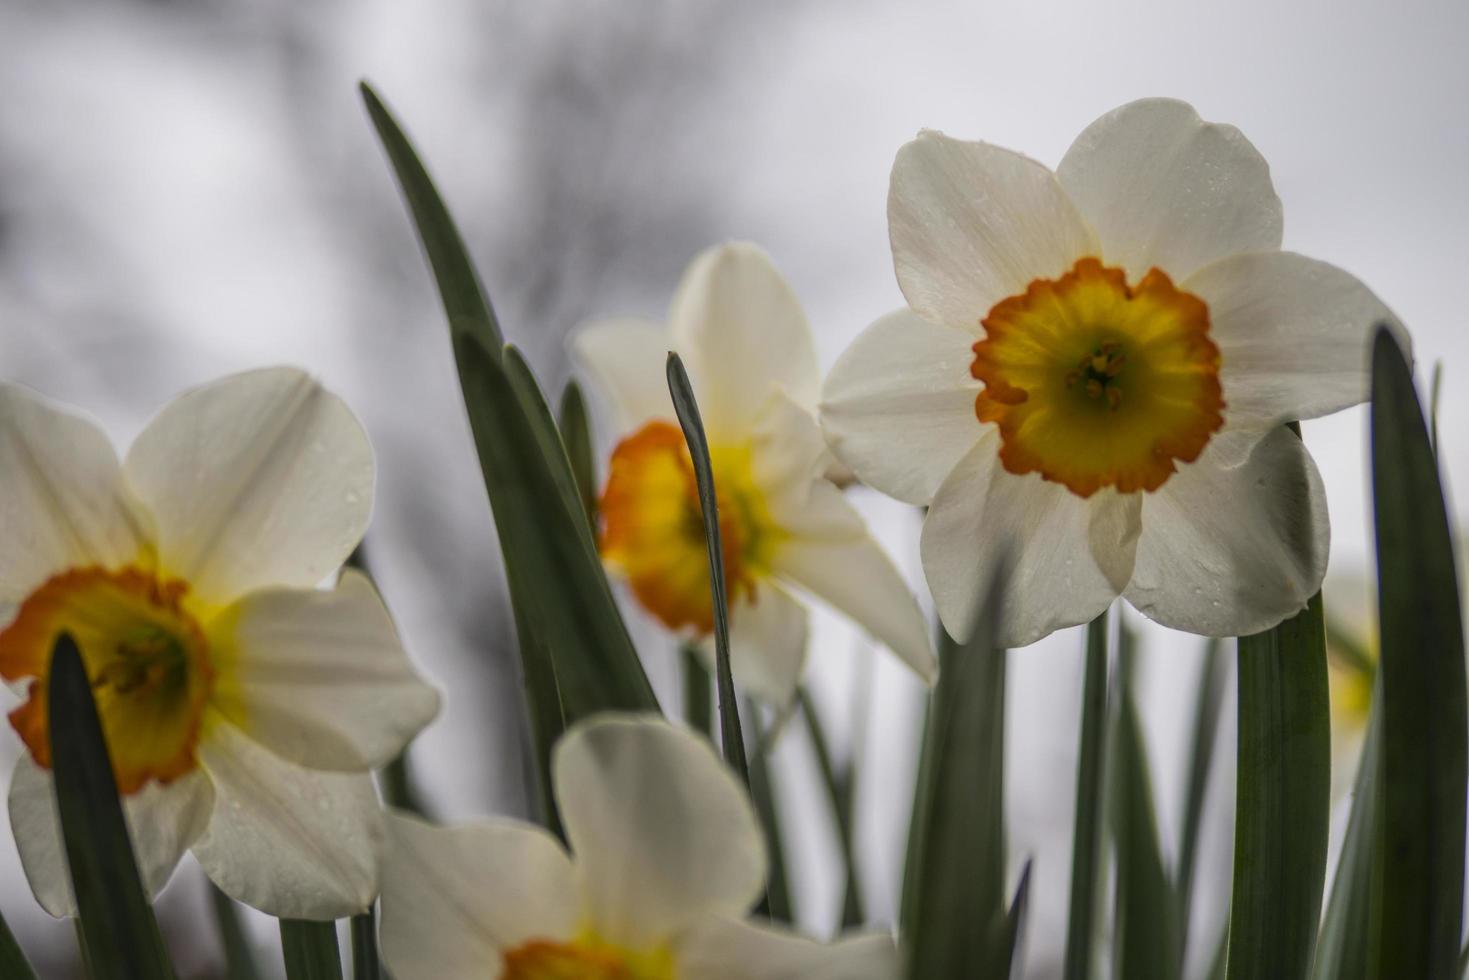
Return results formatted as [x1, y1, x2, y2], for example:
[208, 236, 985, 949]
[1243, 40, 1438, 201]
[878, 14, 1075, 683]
[682, 645, 713, 737]
[559, 380, 599, 530]
[747, 704, 794, 925]
[359, 82, 502, 353]
[379, 751, 430, 820]
[280, 920, 342, 980]
[1062, 611, 1109, 980]
[997, 859, 1034, 978]
[1430, 358, 1443, 457]
[665, 352, 749, 785]
[48, 633, 175, 980]
[1370, 326, 1467, 977]
[1112, 647, 1182, 980]
[210, 885, 262, 980]
[903, 581, 1008, 979]
[1177, 637, 1229, 954]
[1227, 589, 1330, 980]
[350, 908, 381, 980]
[0, 904, 38, 980]
[1310, 682, 1381, 980]
[799, 687, 865, 928]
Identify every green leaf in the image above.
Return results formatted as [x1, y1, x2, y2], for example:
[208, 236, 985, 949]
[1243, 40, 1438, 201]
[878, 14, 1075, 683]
[559, 380, 599, 530]
[362, 83, 660, 834]
[902, 588, 1008, 979]
[665, 352, 749, 785]
[1177, 638, 1229, 953]
[0, 904, 38, 980]
[350, 908, 381, 980]
[1227, 588, 1330, 980]
[1310, 682, 1381, 980]
[1062, 611, 1109, 980]
[210, 885, 262, 980]
[280, 920, 342, 980]
[997, 859, 1034, 978]
[799, 687, 865, 929]
[682, 645, 713, 737]
[1111, 644, 1182, 980]
[1370, 326, 1467, 977]
[747, 704, 794, 925]
[454, 334, 655, 718]
[47, 633, 175, 980]
[379, 750, 431, 820]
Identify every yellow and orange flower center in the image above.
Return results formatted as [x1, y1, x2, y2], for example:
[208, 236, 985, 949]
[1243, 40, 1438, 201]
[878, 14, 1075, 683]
[0, 566, 214, 795]
[970, 257, 1224, 497]
[502, 935, 674, 980]
[598, 420, 779, 634]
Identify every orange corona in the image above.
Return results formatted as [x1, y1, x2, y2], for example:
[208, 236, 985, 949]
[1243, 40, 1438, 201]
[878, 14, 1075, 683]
[501, 935, 675, 980]
[0, 565, 214, 795]
[970, 257, 1224, 497]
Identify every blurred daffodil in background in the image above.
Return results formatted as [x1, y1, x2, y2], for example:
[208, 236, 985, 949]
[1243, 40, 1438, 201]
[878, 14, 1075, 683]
[822, 98, 1403, 648]
[573, 243, 935, 704]
[380, 714, 897, 980]
[0, 368, 439, 920]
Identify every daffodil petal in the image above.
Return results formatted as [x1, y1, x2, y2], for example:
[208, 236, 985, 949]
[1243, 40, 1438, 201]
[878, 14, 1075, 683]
[123, 368, 373, 602]
[380, 812, 579, 980]
[889, 130, 1097, 336]
[192, 719, 380, 919]
[819, 308, 984, 506]
[570, 317, 674, 436]
[921, 434, 1134, 647]
[7, 756, 212, 918]
[1126, 426, 1328, 636]
[1057, 98, 1283, 282]
[669, 242, 820, 436]
[770, 483, 934, 685]
[554, 715, 766, 948]
[0, 384, 150, 603]
[697, 583, 809, 707]
[679, 916, 899, 980]
[1184, 250, 1405, 464]
[208, 570, 440, 772]
[750, 392, 830, 510]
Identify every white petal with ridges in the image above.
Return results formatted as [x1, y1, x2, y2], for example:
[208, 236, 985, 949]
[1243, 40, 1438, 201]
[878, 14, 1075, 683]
[889, 131, 1097, 335]
[921, 435, 1135, 647]
[697, 583, 810, 707]
[192, 719, 380, 919]
[1057, 98, 1283, 282]
[770, 483, 935, 685]
[0, 384, 149, 603]
[570, 317, 674, 437]
[669, 243, 820, 437]
[820, 309, 984, 506]
[7, 757, 213, 918]
[207, 570, 440, 772]
[1126, 426, 1328, 636]
[379, 812, 579, 980]
[554, 714, 765, 948]
[680, 916, 900, 979]
[1185, 250, 1404, 463]
[123, 368, 373, 603]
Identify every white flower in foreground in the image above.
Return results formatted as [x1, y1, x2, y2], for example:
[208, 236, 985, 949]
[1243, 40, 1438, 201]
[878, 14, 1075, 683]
[572, 243, 935, 704]
[0, 368, 439, 920]
[822, 98, 1403, 647]
[381, 714, 897, 980]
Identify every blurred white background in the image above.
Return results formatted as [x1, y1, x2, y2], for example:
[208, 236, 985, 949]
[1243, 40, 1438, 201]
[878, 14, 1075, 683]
[1, 0, 1465, 976]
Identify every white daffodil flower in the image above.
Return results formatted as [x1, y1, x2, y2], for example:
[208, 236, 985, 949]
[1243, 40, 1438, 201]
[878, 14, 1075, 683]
[0, 368, 439, 920]
[380, 713, 898, 980]
[822, 98, 1403, 647]
[572, 243, 935, 704]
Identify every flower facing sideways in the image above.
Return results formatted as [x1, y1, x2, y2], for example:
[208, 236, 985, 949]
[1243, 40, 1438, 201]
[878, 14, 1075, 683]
[573, 243, 935, 704]
[380, 714, 898, 980]
[0, 368, 440, 920]
[822, 98, 1403, 647]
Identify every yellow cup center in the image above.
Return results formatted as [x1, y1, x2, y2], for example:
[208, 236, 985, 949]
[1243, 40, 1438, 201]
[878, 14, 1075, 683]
[970, 257, 1225, 497]
[501, 935, 674, 980]
[0, 565, 214, 795]
[597, 420, 779, 634]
